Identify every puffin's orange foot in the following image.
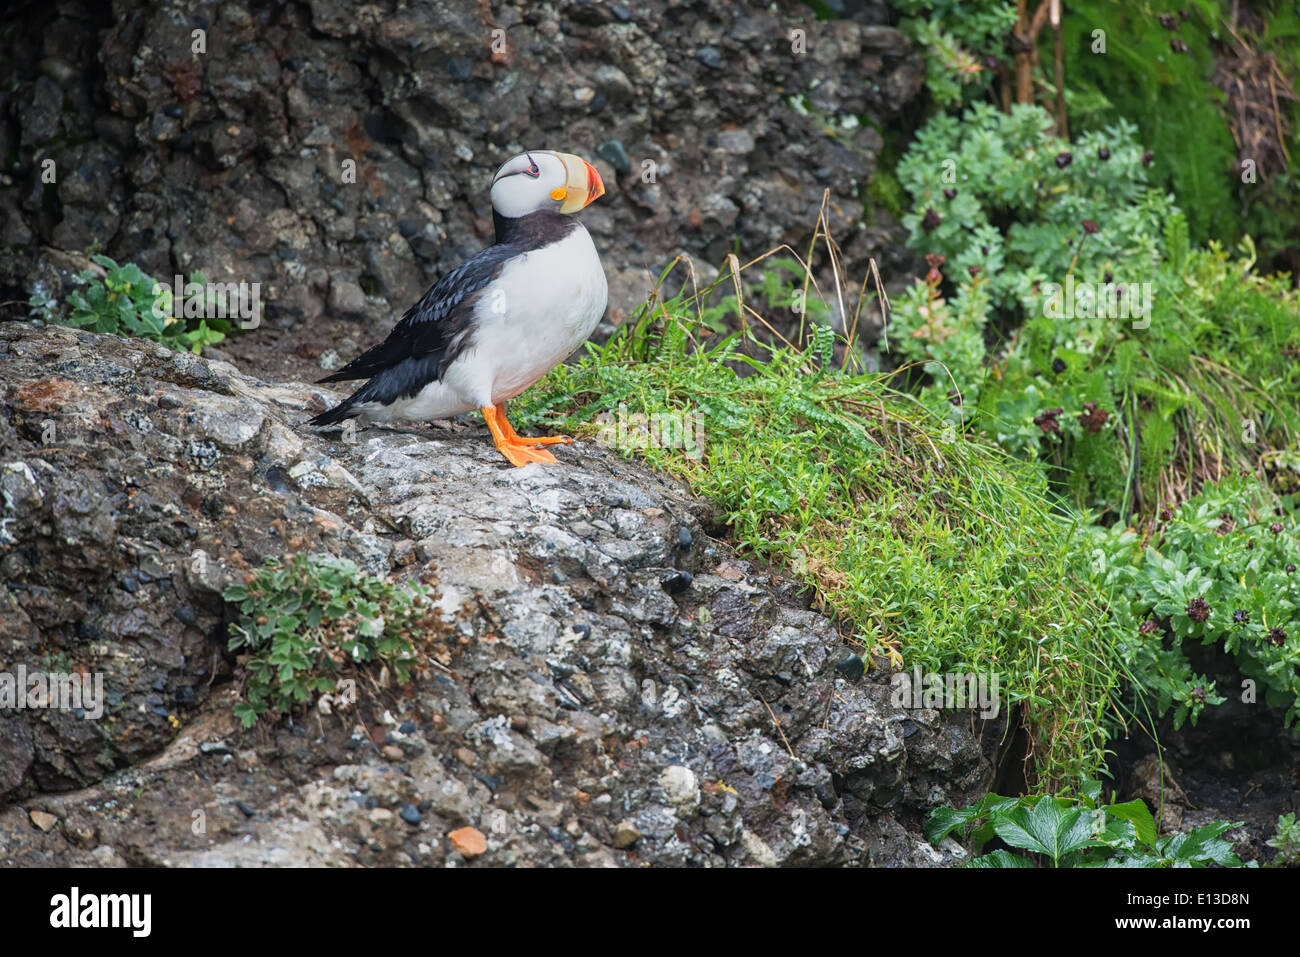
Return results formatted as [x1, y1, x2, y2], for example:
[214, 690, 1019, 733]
[495, 441, 559, 467]
[482, 404, 562, 467]
[488, 404, 573, 448]
[524, 434, 574, 446]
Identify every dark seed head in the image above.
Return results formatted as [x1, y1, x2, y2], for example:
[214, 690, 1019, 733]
[925, 252, 946, 271]
[1232, 609, 1250, 625]
[1269, 522, 1284, 534]
[1082, 219, 1100, 235]
[1142, 151, 1155, 167]
[1267, 626, 1287, 647]
[943, 188, 957, 200]
[1160, 507, 1174, 522]
[1033, 407, 1064, 435]
[1104, 271, 1113, 283]
[1055, 151, 1073, 168]
[1170, 38, 1188, 53]
[967, 265, 980, 277]
[1287, 564, 1297, 574]
[1186, 597, 1212, 623]
[980, 244, 990, 256]
[922, 208, 941, 232]
[1159, 13, 1177, 29]
[1079, 400, 1109, 434]
[1139, 620, 1159, 636]
[1097, 147, 1110, 161]
[1191, 685, 1206, 702]
[1052, 357, 1067, 374]
[1246, 538, 1256, 549]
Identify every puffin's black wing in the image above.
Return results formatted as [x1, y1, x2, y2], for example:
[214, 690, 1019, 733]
[308, 242, 520, 427]
[317, 242, 519, 385]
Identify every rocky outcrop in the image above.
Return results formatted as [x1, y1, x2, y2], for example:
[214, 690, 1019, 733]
[0, 0, 922, 331]
[0, 323, 989, 866]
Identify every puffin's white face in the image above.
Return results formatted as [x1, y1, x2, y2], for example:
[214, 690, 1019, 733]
[489, 150, 605, 219]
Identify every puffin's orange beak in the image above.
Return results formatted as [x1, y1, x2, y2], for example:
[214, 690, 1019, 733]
[554, 153, 605, 213]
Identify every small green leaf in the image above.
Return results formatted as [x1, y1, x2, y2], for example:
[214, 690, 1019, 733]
[966, 849, 1036, 868]
[1104, 800, 1157, 847]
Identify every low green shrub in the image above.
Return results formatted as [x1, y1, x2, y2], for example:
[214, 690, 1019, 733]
[29, 254, 229, 354]
[892, 0, 1016, 108]
[1090, 477, 1300, 730]
[895, 103, 1172, 319]
[223, 555, 440, 726]
[1267, 812, 1300, 866]
[891, 104, 1300, 517]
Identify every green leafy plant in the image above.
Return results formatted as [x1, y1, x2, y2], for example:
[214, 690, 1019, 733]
[896, 103, 1172, 324]
[1267, 812, 1300, 866]
[223, 555, 440, 726]
[927, 778, 1253, 867]
[31, 254, 229, 354]
[1090, 476, 1300, 730]
[979, 220, 1300, 517]
[892, 104, 1300, 517]
[893, 0, 1017, 108]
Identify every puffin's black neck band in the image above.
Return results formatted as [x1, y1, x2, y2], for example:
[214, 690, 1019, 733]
[493, 209, 580, 247]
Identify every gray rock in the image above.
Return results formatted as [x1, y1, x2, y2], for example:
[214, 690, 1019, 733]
[0, 322, 990, 868]
[0, 0, 919, 331]
[612, 819, 642, 848]
[659, 765, 700, 816]
[328, 279, 369, 319]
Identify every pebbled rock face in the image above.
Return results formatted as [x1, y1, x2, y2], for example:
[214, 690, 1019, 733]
[0, 0, 922, 330]
[0, 324, 988, 866]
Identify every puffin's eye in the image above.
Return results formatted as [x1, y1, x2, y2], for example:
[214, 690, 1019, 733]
[525, 162, 540, 178]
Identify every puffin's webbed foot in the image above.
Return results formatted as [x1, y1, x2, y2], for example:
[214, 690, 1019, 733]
[482, 404, 562, 466]
[518, 434, 573, 446]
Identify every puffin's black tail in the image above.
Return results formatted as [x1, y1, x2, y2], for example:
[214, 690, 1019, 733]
[310, 353, 444, 428]
[309, 396, 357, 428]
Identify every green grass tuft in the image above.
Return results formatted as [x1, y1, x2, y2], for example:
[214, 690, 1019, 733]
[517, 284, 1132, 788]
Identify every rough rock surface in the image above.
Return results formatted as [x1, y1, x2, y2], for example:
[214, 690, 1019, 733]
[0, 323, 989, 866]
[0, 0, 922, 333]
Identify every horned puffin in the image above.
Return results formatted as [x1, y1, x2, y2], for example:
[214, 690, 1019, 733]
[311, 150, 607, 466]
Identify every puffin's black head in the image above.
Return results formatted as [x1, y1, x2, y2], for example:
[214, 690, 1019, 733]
[489, 150, 605, 220]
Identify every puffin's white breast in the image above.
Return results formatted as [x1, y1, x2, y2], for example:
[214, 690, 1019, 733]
[360, 224, 607, 425]
[449, 223, 608, 406]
